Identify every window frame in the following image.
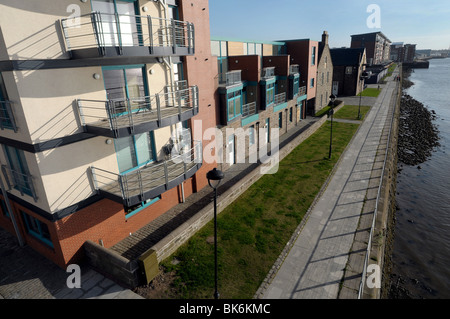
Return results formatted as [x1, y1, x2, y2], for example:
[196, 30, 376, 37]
[21, 210, 54, 249]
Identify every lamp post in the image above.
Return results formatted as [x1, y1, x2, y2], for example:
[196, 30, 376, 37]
[206, 168, 224, 300]
[358, 71, 370, 120]
[328, 94, 336, 159]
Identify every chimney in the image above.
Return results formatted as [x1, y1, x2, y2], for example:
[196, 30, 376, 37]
[322, 31, 329, 46]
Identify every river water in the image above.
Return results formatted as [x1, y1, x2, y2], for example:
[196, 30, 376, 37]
[390, 58, 450, 298]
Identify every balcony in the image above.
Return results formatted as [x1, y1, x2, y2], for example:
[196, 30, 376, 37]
[77, 86, 199, 138]
[218, 70, 242, 87]
[262, 67, 275, 80]
[0, 101, 18, 132]
[1, 165, 38, 202]
[289, 64, 300, 75]
[274, 92, 286, 106]
[91, 141, 202, 207]
[242, 102, 257, 118]
[60, 12, 195, 59]
[299, 86, 307, 96]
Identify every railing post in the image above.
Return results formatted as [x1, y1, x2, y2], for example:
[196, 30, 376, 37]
[147, 15, 153, 53]
[115, 12, 123, 55]
[156, 93, 162, 125]
[90, 167, 99, 191]
[177, 89, 182, 121]
[164, 161, 169, 189]
[77, 99, 85, 127]
[126, 98, 134, 134]
[138, 170, 144, 202]
[171, 18, 177, 54]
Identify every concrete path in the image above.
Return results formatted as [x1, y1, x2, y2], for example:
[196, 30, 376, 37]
[260, 71, 399, 299]
[0, 228, 143, 299]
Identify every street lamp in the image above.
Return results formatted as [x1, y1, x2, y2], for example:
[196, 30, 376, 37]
[328, 94, 336, 159]
[358, 71, 370, 120]
[206, 168, 224, 300]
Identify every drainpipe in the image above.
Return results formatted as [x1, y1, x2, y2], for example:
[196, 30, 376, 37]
[0, 176, 24, 247]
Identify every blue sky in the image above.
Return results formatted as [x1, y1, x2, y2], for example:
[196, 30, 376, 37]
[209, 0, 450, 50]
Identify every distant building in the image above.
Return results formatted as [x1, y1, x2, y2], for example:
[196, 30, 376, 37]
[330, 48, 367, 97]
[351, 32, 391, 65]
[315, 31, 334, 114]
[390, 42, 405, 62]
[403, 44, 417, 63]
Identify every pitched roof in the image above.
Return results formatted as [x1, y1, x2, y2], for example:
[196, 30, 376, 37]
[330, 48, 365, 66]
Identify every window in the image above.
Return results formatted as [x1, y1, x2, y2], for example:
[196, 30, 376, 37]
[293, 76, 300, 96]
[327, 72, 330, 83]
[125, 196, 160, 219]
[321, 73, 324, 85]
[3, 145, 33, 197]
[266, 83, 275, 107]
[278, 112, 283, 128]
[289, 108, 293, 123]
[310, 78, 315, 88]
[346, 67, 353, 75]
[311, 47, 316, 65]
[227, 90, 242, 121]
[21, 210, 53, 248]
[115, 132, 156, 173]
[0, 73, 14, 131]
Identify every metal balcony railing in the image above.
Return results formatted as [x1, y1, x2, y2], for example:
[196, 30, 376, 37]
[299, 86, 307, 96]
[0, 101, 18, 132]
[1, 165, 38, 202]
[274, 92, 286, 105]
[77, 86, 198, 137]
[218, 70, 242, 86]
[242, 102, 257, 118]
[91, 140, 202, 207]
[60, 12, 194, 56]
[262, 67, 275, 79]
[289, 64, 300, 75]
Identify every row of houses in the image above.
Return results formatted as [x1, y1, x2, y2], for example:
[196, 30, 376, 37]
[0, 0, 391, 274]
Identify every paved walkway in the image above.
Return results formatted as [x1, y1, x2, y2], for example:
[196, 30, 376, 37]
[0, 228, 143, 299]
[259, 70, 399, 299]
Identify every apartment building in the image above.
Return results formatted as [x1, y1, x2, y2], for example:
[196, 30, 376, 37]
[351, 32, 391, 65]
[210, 38, 308, 171]
[315, 31, 334, 115]
[0, 0, 218, 268]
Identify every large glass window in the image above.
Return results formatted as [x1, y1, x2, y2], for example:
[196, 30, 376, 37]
[102, 65, 147, 115]
[91, 0, 140, 47]
[266, 83, 275, 107]
[227, 90, 242, 121]
[115, 132, 155, 173]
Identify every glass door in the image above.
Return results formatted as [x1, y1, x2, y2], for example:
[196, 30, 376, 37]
[115, 132, 155, 173]
[92, 0, 139, 47]
[102, 65, 147, 116]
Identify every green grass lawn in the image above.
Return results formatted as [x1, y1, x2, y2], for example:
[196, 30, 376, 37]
[334, 105, 371, 121]
[315, 105, 332, 117]
[160, 121, 359, 299]
[358, 88, 381, 97]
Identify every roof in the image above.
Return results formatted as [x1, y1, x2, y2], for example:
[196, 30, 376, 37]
[350, 32, 391, 43]
[330, 48, 365, 66]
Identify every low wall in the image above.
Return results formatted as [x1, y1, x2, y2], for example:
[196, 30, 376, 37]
[84, 240, 141, 288]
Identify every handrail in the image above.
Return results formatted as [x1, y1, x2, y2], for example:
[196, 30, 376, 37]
[357, 68, 400, 299]
[242, 102, 257, 118]
[218, 70, 242, 86]
[77, 86, 198, 132]
[91, 140, 202, 204]
[274, 92, 286, 105]
[60, 12, 194, 54]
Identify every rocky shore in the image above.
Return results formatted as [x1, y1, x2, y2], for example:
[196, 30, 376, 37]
[397, 94, 440, 166]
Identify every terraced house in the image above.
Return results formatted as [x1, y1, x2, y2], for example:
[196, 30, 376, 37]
[210, 38, 308, 170]
[0, 0, 218, 268]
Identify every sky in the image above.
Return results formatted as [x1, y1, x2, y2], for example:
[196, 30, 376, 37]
[209, 0, 450, 50]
